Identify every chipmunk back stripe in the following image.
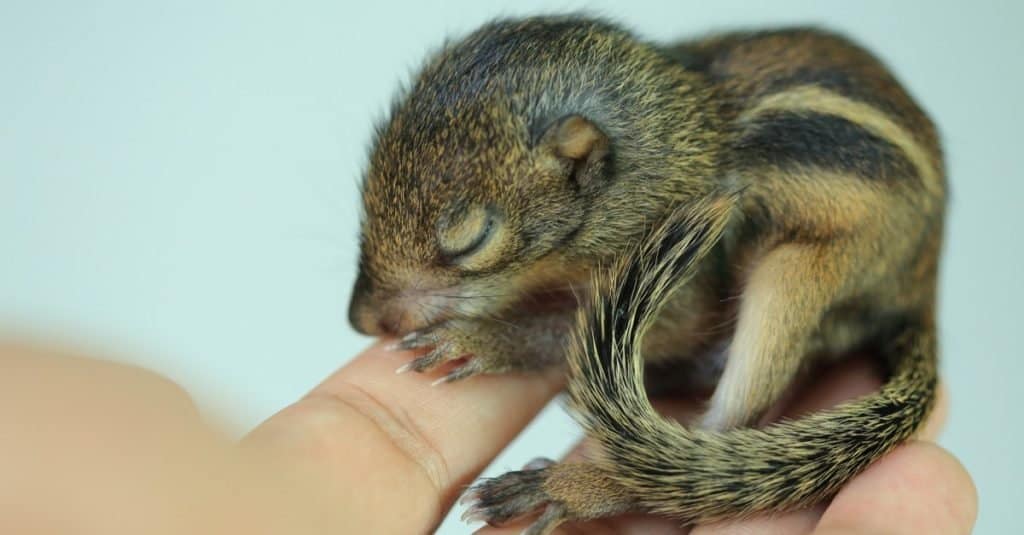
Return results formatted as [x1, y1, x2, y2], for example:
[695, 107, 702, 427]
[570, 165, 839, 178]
[731, 110, 918, 181]
[740, 85, 941, 194]
[683, 28, 938, 142]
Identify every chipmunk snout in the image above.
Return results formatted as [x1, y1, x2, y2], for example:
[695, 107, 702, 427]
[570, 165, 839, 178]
[348, 273, 446, 336]
[348, 285, 407, 335]
[349, 298, 443, 336]
[349, 302, 404, 335]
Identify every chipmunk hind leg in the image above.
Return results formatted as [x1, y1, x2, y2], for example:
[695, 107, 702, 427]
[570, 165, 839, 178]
[699, 236, 889, 431]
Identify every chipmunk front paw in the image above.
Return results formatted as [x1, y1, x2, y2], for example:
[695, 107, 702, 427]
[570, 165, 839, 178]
[389, 319, 516, 384]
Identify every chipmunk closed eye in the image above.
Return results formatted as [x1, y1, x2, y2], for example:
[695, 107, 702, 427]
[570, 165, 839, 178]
[437, 205, 505, 270]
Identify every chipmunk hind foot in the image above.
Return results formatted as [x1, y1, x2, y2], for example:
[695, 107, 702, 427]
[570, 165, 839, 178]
[463, 461, 634, 534]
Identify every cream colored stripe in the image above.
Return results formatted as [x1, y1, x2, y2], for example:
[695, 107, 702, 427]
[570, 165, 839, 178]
[740, 85, 940, 190]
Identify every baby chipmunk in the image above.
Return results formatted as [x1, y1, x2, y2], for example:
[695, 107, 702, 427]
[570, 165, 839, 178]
[348, 15, 945, 534]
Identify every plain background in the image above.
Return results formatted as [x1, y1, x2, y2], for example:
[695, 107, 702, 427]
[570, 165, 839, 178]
[2, 1, 1019, 532]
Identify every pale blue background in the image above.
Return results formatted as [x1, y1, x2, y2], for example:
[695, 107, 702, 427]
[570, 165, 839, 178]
[1, 1, 1019, 533]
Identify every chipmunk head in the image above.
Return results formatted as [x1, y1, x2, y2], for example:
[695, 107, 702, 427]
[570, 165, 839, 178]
[349, 16, 719, 335]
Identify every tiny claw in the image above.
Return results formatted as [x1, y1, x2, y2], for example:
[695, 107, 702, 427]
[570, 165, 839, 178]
[432, 358, 480, 386]
[387, 333, 411, 350]
[403, 344, 452, 376]
[394, 361, 414, 374]
[389, 330, 434, 351]
[458, 488, 480, 506]
[396, 336, 420, 351]
[460, 504, 487, 524]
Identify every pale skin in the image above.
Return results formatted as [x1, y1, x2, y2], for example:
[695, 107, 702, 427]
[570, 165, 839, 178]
[0, 339, 975, 534]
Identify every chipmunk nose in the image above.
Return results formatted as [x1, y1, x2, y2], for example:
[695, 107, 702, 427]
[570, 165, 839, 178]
[349, 272, 380, 335]
[349, 298, 386, 335]
[348, 272, 450, 335]
[348, 274, 414, 336]
[349, 299, 410, 336]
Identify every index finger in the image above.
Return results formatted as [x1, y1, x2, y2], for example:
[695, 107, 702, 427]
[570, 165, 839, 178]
[243, 340, 563, 533]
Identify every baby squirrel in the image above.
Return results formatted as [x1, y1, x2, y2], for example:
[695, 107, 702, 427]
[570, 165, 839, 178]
[349, 15, 945, 534]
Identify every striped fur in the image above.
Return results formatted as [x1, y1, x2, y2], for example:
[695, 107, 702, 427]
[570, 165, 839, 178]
[353, 15, 947, 531]
[737, 85, 942, 194]
[565, 195, 938, 520]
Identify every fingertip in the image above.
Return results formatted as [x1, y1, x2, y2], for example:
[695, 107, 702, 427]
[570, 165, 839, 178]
[816, 441, 977, 535]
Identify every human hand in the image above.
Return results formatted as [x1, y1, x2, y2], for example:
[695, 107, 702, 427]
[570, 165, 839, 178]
[0, 339, 975, 534]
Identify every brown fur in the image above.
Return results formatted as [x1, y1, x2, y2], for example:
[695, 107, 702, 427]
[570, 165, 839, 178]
[349, 15, 945, 532]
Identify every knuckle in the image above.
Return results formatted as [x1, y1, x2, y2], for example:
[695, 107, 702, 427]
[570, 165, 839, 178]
[265, 397, 354, 462]
[300, 382, 451, 493]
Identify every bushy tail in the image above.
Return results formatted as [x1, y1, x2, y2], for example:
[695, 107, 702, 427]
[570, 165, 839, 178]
[565, 195, 938, 521]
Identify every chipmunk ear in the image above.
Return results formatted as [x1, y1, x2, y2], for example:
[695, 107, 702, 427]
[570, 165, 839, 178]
[538, 115, 609, 186]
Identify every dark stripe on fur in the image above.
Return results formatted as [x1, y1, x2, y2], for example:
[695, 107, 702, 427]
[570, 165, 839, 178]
[678, 28, 935, 139]
[731, 111, 919, 181]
